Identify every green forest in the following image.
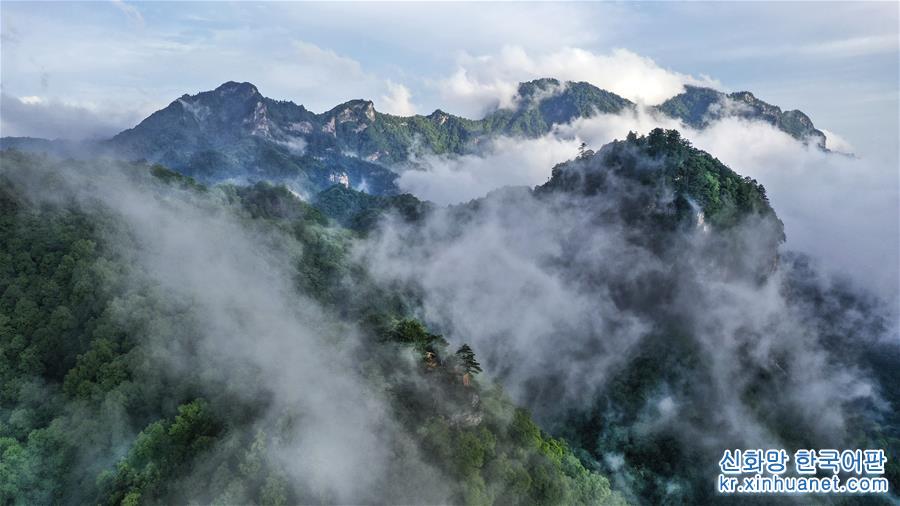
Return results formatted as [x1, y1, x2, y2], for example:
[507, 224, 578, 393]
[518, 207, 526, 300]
[0, 150, 624, 505]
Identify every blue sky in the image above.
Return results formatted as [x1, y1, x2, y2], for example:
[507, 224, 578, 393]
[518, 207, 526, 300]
[1, 1, 897, 156]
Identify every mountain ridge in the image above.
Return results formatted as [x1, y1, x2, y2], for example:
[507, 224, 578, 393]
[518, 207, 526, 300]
[657, 85, 827, 148]
[1, 79, 832, 195]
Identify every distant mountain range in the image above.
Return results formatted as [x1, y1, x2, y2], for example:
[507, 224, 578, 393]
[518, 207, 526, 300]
[1, 78, 830, 195]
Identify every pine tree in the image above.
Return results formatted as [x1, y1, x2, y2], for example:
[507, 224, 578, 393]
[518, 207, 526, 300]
[455, 344, 482, 386]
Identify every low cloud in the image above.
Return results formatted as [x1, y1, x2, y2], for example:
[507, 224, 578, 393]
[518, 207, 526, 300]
[4, 158, 450, 504]
[378, 81, 417, 116]
[435, 46, 720, 117]
[359, 147, 885, 498]
[0, 93, 143, 140]
[820, 128, 855, 154]
[683, 118, 899, 309]
[397, 135, 579, 204]
[396, 107, 899, 307]
[291, 40, 367, 80]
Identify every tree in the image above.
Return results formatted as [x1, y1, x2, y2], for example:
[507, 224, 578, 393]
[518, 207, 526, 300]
[456, 344, 482, 386]
[577, 142, 595, 160]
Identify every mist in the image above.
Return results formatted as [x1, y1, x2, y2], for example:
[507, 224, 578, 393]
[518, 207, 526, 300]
[360, 135, 894, 500]
[0, 92, 144, 141]
[395, 104, 900, 309]
[2, 159, 451, 504]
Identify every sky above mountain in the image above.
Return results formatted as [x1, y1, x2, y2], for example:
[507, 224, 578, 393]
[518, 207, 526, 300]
[1, 1, 897, 158]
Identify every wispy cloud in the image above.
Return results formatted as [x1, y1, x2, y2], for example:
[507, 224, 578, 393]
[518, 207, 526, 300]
[716, 33, 898, 61]
[110, 0, 144, 29]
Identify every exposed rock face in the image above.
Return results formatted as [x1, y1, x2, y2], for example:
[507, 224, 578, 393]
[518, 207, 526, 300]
[104, 82, 398, 194]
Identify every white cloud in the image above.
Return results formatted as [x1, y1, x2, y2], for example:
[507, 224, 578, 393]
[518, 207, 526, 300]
[820, 128, 855, 154]
[397, 107, 676, 206]
[5, 157, 452, 504]
[0, 92, 144, 140]
[435, 46, 721, 117]
[361, 145, 882, 460]
[397, 108, 898, 306]
[398, 135, 579, 205]
[439, 66, 521, 115]
[255, 40, 378, 107]
[292, 40, 365, 78]
[378, 81, 416, 116]
[685, 119, 899, 307]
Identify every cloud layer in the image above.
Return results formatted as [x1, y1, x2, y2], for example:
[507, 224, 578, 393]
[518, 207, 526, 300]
[436, 46, 720, 117]
[397, 108, 899, 307]
[0, 93, 144, 140]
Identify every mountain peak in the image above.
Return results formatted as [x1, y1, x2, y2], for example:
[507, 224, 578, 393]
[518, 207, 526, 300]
[514, 78, 566, 103]
[518, 77, 562, 92]
[325, 99, 376, 123]
[214, 81, 260, 95]
[341, 98, 375, 108]
[729, 90, 757, 102]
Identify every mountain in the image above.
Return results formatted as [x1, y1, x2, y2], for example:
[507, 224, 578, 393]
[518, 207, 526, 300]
[656, 85, 827, 148]
[1, 130, 896, 505]
[540, 128, 779, 230]
[0, 79, 636, 194]
[352, 129, 897, 504]
[2, 79, 830, 196]
[479, 78, 634, 137]
[107, 82, 400, 194]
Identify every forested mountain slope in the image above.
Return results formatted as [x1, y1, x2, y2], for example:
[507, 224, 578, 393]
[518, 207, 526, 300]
[0, 149, 624, 505]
